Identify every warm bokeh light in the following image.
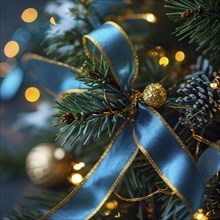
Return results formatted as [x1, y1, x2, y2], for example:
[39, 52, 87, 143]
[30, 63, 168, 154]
[50, 17, 57, 25]
[194, 209, 208, 220]
[145, 13, 157, 23]
[21, 8, 38, 23]
[155, 46, 165, 57]
[4, 41, 20, 58]
[149, 51, 158, 57]
[114, 212, 121, 218]
[25, 87, 40, 103]
[70, 173, 83, 185]
[159, 57, 169, 66]
[0, 62, 11, 77]
[210, 82, 218, 89]
[175, 51, 185, 62]
[54, 148, 65, 160]
[106, 200, 118, 210]
[73, 162, 85, 171]
[104, 210, 111, 216]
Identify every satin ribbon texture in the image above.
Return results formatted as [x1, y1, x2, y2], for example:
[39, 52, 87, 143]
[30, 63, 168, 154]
[29, 21, 220, 220]
[198, 146, 220, 181]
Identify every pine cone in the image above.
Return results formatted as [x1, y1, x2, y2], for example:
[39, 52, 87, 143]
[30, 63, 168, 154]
[61, 113, 81, 124]
[175, 58, 219, 128]
[204, 183, 220, 213]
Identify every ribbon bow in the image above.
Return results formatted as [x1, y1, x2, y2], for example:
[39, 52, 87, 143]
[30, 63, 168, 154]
[25, 22, 219, 220]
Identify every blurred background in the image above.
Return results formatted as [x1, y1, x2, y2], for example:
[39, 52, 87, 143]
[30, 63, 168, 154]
[0, 1, 52, 218]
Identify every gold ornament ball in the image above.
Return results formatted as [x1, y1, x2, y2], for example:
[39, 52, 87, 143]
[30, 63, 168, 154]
[143, 83, 167, 108]
[26, 143, 71, 187]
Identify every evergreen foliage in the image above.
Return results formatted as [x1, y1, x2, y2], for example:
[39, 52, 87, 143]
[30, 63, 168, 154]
[165, 0, 220, 65]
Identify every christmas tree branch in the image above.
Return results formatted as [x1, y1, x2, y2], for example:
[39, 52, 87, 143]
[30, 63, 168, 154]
[165, 0, 220, 64]
[53, 54, 130, 148]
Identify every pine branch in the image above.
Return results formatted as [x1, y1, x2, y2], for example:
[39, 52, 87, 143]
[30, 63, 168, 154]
[44, 0, 103, 66]
[0, 149, 26, 180]
[8, 206, 43, 220]
[53, 54, 130, 149]
[7, 189, 68, 220]
[165, 0, 220, 64]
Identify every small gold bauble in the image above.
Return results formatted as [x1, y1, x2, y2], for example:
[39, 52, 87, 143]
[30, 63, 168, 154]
[143, 83, 167, 108]
[26, 143, 71, 187]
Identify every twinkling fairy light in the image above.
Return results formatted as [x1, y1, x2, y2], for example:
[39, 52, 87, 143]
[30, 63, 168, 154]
[25, 87, 40, 103]
[4, 41, 20, 58]
[21, 8, 38, 23]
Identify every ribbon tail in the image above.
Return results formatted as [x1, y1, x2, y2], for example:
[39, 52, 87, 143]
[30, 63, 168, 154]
[134, 103, 205, 215]
[22, 53, 87, 95]
[39, 121, 138, 220]
[198, 146, 220, 181]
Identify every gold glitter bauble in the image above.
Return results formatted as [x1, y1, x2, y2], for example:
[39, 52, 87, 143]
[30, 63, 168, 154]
[26, 143, 71, 187]
[143, 83, 167, 108]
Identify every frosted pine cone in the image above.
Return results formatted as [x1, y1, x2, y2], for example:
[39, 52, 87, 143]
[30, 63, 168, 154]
[175, 58, 219, 128]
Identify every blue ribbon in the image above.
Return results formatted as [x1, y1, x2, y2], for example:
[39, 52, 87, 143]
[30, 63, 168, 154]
[0, 67, 24, 101]
[23, 54, 87, 94]
[28, 22, 220, 220]
[198, 146, 220, 181]
[83, 21, 138, 93]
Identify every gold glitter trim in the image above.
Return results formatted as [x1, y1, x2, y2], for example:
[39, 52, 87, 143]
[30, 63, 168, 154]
[187, 122, 220, 151]
[22, 53, 82, 74]
[115, 187, 175, 202]
[38, 121, 138, 220]
[133, 129, 194, 217]
[59, 89, 87, 100]
[192, 133, 220, 150]
[185, 115, 220, 150]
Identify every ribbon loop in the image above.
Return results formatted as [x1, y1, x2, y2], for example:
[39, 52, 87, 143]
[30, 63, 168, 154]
[22, 53, 87, 94]
[83, 21, 139, 92]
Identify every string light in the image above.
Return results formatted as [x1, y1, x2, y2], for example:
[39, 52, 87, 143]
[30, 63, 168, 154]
[114, 212, 121, 218]
[50, 17, 57, 26]
[148, 50, 158, 57]
[155, 46, 165, 57]
[54, 148, 65, 160]
[194, 209, 208, 220]
[73, 162, 85, 171]
[175, 51, 185, 62]
[106, 200, 118, 210]
[69, 173, 83, 185]
[104, 210, 111, 216]
[0, 62, 11, 77]
[210, 76, 220, 90]
[145, 13, 157, 23]
[159, 57, 169, 66]
[25, 87, 40, 103]
[21, 8, 38, 23]
[4, 41, 19, 58]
